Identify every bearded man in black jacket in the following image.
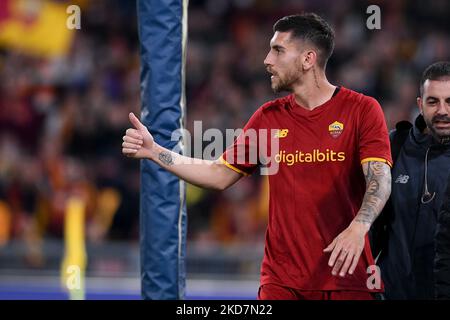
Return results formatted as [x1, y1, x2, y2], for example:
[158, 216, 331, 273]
[375, 61, 450, 300]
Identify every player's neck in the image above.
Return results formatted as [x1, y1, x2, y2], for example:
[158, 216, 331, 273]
[292, 75, 336, 111]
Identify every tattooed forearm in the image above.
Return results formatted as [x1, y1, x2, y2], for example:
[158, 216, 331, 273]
[354, 161, 391, 227]
[159, 151, 174, 166]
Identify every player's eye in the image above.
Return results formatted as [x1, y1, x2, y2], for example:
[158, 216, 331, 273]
[273, 47, 282, 54]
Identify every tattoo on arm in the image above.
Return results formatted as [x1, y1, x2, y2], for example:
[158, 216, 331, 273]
[159, 151, 174, 166]
[355, 161, 391, 226]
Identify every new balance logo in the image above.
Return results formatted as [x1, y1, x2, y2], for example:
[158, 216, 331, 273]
[395, 174, 409, 184]
[274, 129, 289, 138]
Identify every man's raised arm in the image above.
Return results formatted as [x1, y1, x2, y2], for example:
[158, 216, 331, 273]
[122, 112, 242, 191]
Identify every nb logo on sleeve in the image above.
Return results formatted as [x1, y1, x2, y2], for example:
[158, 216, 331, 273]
[274, 129, 289, 138]
[395, 174, 409, 184]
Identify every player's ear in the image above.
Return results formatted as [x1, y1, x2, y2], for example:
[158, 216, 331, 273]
[417, 97, 423, 115]
[302, 49, 317, 71]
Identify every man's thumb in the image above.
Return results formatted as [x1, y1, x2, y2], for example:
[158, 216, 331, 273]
[129, 112, 145, 130]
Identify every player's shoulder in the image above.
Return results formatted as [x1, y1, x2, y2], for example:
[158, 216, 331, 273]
[341, 87, 381, 110]
[258, 95, 291, 114]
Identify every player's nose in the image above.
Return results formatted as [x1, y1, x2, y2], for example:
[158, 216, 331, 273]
[263, 52, 273, 67]
[436, 101, 449, 116]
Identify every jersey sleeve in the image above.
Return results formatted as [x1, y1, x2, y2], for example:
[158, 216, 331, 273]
[359, 97, 393, 167]
[220, 108, 263, 176]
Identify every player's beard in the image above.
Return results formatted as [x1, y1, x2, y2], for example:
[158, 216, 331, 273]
[271, 68, 301, 93]
[424, 114, 450, 144]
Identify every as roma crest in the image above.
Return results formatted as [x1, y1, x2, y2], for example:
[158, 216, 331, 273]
[328, 121, 344, 138]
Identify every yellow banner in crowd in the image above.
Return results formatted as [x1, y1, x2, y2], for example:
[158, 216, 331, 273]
[0, 0, 77, 57]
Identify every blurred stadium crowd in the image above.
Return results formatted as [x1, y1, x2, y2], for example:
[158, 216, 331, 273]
[0, 0, 449, 267]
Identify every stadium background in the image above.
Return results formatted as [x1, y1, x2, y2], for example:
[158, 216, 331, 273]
[0, 0, 449, 299]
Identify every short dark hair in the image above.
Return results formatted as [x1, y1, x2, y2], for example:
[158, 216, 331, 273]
[420, 61, 450, 96]
[273, 13, 335, 69]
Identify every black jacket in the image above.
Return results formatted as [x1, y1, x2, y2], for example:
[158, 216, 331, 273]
[434, 174, 450, 299]
[377, 115, 450, 299]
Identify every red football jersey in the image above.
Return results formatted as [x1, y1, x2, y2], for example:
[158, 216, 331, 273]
[221, 87, 392, 291]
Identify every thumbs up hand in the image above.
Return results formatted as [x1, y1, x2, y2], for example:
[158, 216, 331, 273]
[122, 112, 154, 159]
